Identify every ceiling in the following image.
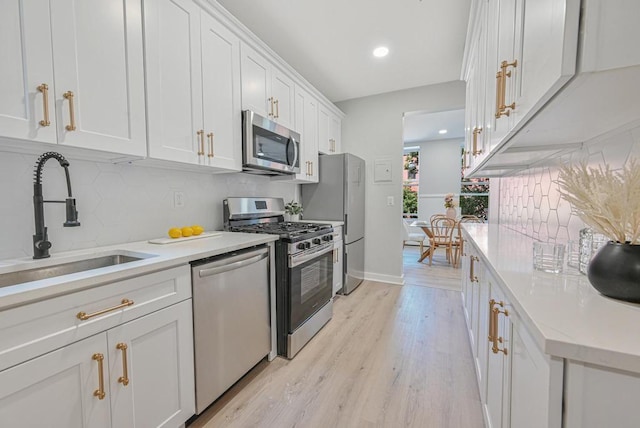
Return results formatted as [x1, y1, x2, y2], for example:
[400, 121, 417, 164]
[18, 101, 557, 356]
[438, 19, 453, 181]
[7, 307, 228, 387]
[216, 0, 472, 103]
[403, 109, 466, 144]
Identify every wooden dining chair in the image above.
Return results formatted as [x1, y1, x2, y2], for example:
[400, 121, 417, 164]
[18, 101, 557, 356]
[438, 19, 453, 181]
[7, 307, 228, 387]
[430, 213, 447, 223]
[428, 217, 456, 266]
[452, 216, 482, 267]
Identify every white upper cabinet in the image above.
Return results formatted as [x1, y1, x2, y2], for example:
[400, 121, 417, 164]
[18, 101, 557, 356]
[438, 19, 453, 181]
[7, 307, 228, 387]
[241, 43, 295, 129]
[293, 85, 319, 183]
[0, 0, 56, 144]
[144, 0, 241, 172]
[200, 11, 242, 171]
[0, 0, 147, 157]
[318, 103, 341, 154]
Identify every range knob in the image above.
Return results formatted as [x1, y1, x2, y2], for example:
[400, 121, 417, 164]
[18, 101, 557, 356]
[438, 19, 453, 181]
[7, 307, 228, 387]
[322, 235, 333, 241]
[312, 238, 321, 245]
[297, 242, 306, 250]
[305, 242, 311, 249]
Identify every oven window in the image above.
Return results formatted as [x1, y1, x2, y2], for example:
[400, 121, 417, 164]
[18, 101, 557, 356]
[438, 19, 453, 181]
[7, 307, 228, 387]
[289, 250, 332, 332]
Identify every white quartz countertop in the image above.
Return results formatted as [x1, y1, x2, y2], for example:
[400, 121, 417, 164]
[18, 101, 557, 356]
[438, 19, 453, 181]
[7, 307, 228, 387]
[0, 232, 278, 311]
[463, 223, 640, 373]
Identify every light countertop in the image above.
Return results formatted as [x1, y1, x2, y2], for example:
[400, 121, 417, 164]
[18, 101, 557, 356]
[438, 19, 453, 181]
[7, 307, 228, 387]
[0, 232, 278, 311]
[463, 223, 640, 373]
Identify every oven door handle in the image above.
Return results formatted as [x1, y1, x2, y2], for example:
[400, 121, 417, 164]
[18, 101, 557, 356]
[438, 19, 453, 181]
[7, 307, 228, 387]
[198, 248, 269, 277]
[289, 244, 334, 268]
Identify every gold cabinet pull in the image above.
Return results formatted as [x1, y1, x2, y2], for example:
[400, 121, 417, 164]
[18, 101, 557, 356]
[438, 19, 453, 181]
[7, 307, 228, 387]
[305, 161, 310, 176]
[92, 353, 106, 400]
[63, 91, 76, 131]
[495, 70, 504, 118]
[495, 60, 517, 118]
[116, 343, 130, 386]
[207, 132, 214, 158]
[470, 255, 479, 282]
[77, 299, 134, 321]
[268, 97, 274, 117]
[274, 99, 279, 118]
[472, 127, 483, 156]
[37, 84, 51, 126]
[489, 299, 509, 355]
[197, 130, 204, 155]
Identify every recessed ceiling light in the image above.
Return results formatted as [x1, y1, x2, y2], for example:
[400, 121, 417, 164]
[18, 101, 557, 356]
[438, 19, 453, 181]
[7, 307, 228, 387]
[373, 46, 389, 58]
[438, 129, 448, 134]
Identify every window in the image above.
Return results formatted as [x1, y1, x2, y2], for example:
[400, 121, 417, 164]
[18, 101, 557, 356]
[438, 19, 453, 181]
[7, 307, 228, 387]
[403, 149, 419, 218]
[460, 147, 489, 220]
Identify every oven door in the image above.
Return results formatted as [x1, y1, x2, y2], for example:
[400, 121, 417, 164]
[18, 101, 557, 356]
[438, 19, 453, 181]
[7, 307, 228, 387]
[288, 244, 333, 332]
[243, 110, 300, 174]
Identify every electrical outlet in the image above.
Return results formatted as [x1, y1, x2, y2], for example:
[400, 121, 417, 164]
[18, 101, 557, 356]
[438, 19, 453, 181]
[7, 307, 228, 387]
[387, 196, 394, 206]
[174, 191, 185, 208]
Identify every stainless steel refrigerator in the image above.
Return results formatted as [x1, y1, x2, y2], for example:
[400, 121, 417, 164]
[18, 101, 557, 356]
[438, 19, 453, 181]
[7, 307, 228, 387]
[301, 153, 365, 294]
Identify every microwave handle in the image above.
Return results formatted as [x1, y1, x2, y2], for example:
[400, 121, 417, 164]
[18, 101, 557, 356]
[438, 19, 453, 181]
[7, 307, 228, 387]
[289, 136, 299, 170]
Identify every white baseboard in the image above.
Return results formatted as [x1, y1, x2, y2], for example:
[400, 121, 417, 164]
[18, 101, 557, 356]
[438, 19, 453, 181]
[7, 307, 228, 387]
[363, 272, 404, 285]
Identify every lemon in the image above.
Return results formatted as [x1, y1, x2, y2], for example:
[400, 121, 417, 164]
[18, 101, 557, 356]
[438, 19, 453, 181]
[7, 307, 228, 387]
[168, 227, 182, 239]
[191, 225, 204, 236]
[181, 226, 194, 237]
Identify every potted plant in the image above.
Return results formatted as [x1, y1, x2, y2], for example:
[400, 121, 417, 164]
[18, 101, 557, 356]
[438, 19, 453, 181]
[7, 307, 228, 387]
[284, 200, 303, 222]
[557, 159, 640, 302]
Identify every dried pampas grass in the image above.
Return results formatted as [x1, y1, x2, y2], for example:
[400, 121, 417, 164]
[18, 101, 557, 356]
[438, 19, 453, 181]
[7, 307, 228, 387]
[557, 159, 640, 245]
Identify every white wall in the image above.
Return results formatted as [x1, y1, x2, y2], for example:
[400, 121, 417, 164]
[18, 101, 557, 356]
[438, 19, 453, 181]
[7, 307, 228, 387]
[336, 81, 466, 284]
[0, 147, 298, 260]
[413, 138, 463, 221]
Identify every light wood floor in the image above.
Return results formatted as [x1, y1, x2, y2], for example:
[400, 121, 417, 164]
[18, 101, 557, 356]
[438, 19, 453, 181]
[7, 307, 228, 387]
[188, 247, 484, 428]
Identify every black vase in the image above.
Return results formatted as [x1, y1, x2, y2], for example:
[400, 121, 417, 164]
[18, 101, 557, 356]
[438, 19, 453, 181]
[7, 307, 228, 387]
[587, 242, 640, 303]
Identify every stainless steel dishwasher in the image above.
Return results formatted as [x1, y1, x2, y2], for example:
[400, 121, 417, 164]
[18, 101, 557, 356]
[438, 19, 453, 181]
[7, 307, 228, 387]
[191, 245, 271, 414]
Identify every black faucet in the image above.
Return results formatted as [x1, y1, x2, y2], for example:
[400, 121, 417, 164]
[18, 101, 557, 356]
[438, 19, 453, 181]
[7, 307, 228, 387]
[33, 152, 80, 259]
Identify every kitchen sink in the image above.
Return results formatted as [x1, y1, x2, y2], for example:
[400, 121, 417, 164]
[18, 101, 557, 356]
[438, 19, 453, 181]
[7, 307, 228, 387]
[0, 252, 155, 288]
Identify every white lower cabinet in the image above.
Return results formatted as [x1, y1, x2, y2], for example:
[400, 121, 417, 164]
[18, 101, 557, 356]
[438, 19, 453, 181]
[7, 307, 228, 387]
[332, 226, 344, 296]
[462, 234, 563, 428]
[0, 266, 194, 428]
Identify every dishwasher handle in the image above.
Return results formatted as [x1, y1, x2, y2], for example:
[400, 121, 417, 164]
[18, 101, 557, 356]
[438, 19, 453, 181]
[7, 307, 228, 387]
[198, 247, 269, 278]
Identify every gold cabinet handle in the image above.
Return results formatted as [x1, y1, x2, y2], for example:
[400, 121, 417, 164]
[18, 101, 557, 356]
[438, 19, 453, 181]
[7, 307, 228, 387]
[268, 97, 274, 117]
[462, 150, 469, 170]
[305, 161, 310, 176]
[470, 255, 479, 282]
[207, 132, 214, 158]
[37, 84, 51, 126]
[472, 127, 483, 156]
[495, 70, 504, 118]
[489, 299, 509, 355]
[92, 353, 106, 400]
[495, 60, 517, 118]
[77, 299, 134, 321]
[63, 91, 76, 131]
[274, 99, 279, 119]
[197, 130, 204, 155]
[116, 343, 130, 386]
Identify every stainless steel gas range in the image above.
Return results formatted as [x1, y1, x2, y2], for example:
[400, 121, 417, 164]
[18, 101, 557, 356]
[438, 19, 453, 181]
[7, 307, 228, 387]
[223, 197, 334, 358]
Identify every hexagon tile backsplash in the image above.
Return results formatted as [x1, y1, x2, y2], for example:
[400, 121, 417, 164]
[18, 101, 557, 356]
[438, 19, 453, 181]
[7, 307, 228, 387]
[498, 122, 640, 244]
[0, 151, 298, 260]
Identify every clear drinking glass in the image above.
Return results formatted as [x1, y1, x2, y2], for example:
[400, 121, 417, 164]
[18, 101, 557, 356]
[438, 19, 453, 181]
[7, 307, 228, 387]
[566, 240, 580, 269]
[578, 228, 609, 274]
[533, 242, 566, 273]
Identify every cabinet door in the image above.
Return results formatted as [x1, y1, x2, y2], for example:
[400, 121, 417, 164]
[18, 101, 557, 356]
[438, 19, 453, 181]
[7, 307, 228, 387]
[145, 0, 203, 164]
[485, 284, 511, 428]
[294, 86, 319, 182]
[0, 333, 111, 428]
[108, 300, 195, 428]
[271, 68, 295, 129]
[240, 43, 271, 118]
[50, 0, 146, 156]
[476, 262, 491, 403]
[0, 0, 57, 144]
[511, 0, 579, 130]
[201, 12, 242, 171]
[333, 241, 344, 295]
[318, 104, 331, 154]
[329, 113, 342, 153]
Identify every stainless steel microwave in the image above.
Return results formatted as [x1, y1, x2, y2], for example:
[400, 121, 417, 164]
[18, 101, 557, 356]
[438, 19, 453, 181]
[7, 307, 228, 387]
[242, 110, 300, 175]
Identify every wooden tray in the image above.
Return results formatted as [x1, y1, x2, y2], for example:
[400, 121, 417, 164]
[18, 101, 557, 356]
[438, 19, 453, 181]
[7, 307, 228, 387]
[148, 231, 223, 245]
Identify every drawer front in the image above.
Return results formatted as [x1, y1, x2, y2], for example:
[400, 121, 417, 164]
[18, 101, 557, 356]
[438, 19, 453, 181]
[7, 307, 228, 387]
[332, 226, 343, 242]
[0, 265, 190, 371]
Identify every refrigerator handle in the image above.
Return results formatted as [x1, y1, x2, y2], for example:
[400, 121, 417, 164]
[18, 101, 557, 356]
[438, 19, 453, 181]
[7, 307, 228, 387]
[357, 165, 361, 184]
[344, 214, 347, 236]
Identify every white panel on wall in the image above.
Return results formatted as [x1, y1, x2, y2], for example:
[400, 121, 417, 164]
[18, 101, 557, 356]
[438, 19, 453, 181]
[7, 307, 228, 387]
[0, 147, 298, 260]
[497, 122, 640, 244]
